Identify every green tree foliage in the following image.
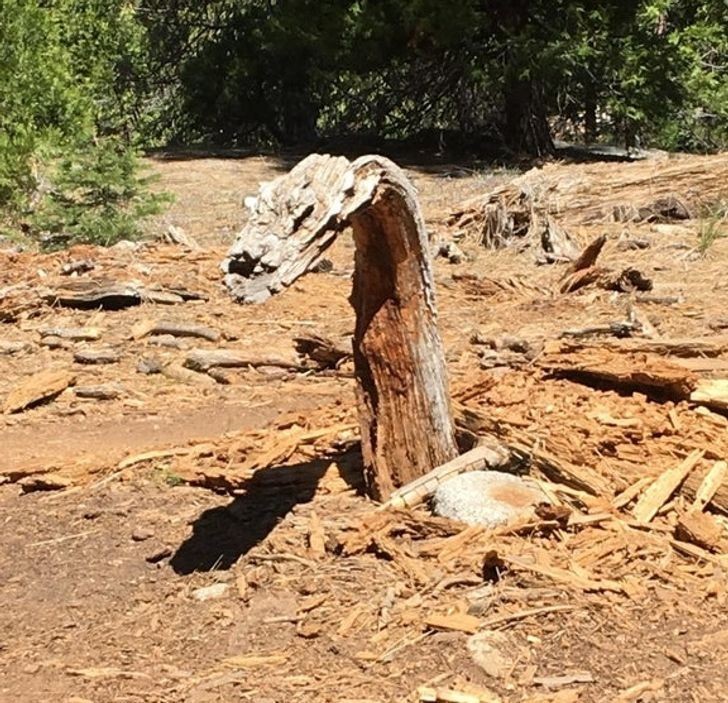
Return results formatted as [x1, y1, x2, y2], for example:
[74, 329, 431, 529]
[1, 0, 726, 246]
[138, 0, 727, 155]
[0, 0, 166, 248]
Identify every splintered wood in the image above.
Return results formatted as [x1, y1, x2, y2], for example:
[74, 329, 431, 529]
[632, 450, 704, 523]
[448, 153, 728, 243]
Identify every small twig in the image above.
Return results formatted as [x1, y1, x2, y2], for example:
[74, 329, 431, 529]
[479, 603, 577, 629]
[247, 553, 316, 568]
[29, 530, 97, 548]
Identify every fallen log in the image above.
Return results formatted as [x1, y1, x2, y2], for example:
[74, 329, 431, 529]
[538, 343, 698, 400]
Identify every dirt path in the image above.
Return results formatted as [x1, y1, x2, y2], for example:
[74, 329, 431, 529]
[1, 150, 727, 702]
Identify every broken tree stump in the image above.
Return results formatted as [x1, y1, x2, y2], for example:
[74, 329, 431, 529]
[223, 154, 459, 499]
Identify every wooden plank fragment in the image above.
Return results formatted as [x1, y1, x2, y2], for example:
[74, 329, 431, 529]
[612, 477, 653, 510]
[632, 450, 704, 523]
[424, 612, 481, 634]
[307, 510, 326, 559]
[691, 461, 727, 511]
[379, 443, 513, 510]
[3, 369, 75, 414]
[690, 379, 728, 412]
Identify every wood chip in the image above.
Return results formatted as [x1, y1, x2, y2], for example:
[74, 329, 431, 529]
[632, 450, 704, 523]
[223, 653, 289, 668]
[533, 672, 594, 688]
[418, 687, 481, 703]
[307, 510, 326, 559]
[675, 510, 724, 552]
[3, 369, 75, 414]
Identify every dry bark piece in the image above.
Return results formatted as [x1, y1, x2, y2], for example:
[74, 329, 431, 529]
[60, 259, 95, 276]
[40, 326, 102, 341]
[3, 369, 76, 413]
[73, 348, 121, 365]
[563, 234, 606, 276]
[0, 340, 31, 355]
[162, 224, 200, 250]
[675, 511, 723, 552]
[222, 153, 352, 303]
[131, 318, 220, 342]
[293, 333, 351, 369]
[18, 473, 73, 492]
[162, 363, 217, 386]
[39, 336, 70, 350]
[184, 348, 304, 372]
[44, 280, 205, 310]
[632, 450, 704, 523]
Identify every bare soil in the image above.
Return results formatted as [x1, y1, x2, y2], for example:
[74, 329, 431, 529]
[1, 150, 727, 703]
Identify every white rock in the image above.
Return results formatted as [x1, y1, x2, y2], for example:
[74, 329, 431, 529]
[432, 470, 547, 528]
[467, 630, 518, 678]
[192, 583, 229, 602]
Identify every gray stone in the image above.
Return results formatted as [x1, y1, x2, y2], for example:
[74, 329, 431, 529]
[432, 470, 547, 528]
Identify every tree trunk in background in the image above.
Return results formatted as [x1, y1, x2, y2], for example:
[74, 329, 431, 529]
[222, 154, 459, 500]
[504, 75, 555, 157]
[584, 79, 597, 144]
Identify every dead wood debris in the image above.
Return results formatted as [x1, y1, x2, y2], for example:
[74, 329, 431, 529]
[293, 332, 351, 369]
[448, 153, 728, 244]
